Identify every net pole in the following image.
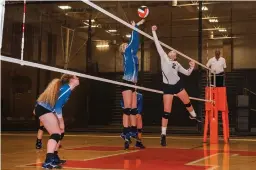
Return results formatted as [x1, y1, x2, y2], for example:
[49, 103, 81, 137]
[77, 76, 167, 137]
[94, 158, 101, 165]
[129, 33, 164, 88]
[81, 0, 210, 71]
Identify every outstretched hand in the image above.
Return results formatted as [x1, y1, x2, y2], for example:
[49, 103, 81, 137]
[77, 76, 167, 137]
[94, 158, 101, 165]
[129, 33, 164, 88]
[189, 61, 195, 68]
[131, 21, 136, 26]
[152, 25, 157, 31]
[137, 19, 145, 26]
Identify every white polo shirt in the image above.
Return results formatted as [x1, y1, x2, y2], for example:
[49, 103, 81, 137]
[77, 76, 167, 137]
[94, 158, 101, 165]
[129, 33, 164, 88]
[206, 57, 226, 74]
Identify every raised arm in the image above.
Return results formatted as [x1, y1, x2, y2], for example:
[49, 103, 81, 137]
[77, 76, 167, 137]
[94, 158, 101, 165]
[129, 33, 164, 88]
[152, 26, 169, 62]
[178, 61, 195, 76]
[126, 20, 144, 54]
[126, 25, 139, 52]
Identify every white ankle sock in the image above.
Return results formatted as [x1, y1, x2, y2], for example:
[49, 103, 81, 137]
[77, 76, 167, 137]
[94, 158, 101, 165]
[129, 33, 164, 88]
[161, 127, 167, 135]
[189, 110, 197, 117]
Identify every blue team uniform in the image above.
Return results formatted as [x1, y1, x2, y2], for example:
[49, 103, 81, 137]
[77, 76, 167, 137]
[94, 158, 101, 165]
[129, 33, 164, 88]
[120, 93, 143, 114]
[123, 25, 140, 83]
[37, 84, 71, 118]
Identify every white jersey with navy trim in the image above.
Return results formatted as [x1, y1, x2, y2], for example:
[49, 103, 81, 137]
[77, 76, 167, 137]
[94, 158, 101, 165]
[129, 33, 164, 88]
[152, 30, 194, 85]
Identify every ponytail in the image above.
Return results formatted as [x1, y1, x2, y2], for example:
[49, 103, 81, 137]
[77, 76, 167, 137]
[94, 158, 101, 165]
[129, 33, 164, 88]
[37, 78, 61, 107]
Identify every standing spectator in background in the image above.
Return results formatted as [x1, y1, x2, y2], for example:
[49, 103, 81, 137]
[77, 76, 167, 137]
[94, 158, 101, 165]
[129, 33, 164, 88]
[206, 49, 227, 87]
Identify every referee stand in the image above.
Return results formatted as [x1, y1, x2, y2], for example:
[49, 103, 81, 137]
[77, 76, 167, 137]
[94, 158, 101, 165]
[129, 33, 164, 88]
[203, 72, 229, 144]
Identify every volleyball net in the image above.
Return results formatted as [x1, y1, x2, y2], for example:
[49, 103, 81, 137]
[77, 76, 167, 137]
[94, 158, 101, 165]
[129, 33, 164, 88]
[0, 0, 213, 103]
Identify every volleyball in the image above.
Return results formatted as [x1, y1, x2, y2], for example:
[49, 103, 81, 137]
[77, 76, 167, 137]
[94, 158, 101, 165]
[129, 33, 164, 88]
[138, 6, 149, 19]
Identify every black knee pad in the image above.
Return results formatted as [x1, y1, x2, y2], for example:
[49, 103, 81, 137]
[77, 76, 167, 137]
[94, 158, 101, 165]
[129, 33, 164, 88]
[162, 112, 170, 119]
[131, 108, 138, 115]
[60, 133, 65, 140]
[185, 102, 192, 108]
[39, 126, 45, 131]
[123, 108, 131, 115]
[137, 129, 142, 133]
[49, 133, 61, 143]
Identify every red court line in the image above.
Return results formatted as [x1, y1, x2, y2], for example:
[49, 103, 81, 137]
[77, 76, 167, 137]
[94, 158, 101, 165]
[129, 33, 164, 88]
[24, 147, 256, 170]
[26, 148, 213, 170]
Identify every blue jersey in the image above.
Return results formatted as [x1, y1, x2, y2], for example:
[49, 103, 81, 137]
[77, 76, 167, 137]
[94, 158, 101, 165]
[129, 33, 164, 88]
[120, 93, 143, 114]
[123, 25, 139, 83]
[37, 84, 71, 118]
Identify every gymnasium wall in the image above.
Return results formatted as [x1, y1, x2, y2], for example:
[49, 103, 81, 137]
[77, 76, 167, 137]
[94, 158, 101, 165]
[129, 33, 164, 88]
[1, 2, 256, 131]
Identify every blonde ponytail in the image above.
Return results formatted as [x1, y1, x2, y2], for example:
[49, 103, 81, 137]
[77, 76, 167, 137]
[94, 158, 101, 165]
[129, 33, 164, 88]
[37, 78, 61, 107]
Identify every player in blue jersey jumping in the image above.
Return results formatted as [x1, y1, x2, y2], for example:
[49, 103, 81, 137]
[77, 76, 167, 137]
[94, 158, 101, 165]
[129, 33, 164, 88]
[34, 74, 79, 169]
[119, 19, 145, 150]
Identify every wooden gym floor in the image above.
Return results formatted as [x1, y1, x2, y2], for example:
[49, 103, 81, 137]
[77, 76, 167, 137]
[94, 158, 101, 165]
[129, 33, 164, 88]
[2, 133, 256, 170]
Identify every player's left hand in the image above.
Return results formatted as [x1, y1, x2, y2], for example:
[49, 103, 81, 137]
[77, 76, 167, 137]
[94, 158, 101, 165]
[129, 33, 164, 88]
[189, 61, 195, 68]
[137, 19, 145, 26]
[131, 21, 136, 26]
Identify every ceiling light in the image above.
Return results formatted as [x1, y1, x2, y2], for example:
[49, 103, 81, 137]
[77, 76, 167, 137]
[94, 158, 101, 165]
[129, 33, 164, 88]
[197, 6, 208, 11]
[58, 6, 72, 10]
[86, 19, 95, 23]
[83, 22, 99, 28]
[107, 29, 117, 33]
[126, 34, 131, 38]
[219, 28, 227, 32]
[172, 0, 177, 6]
[210, 36, 238, 40]
[96, 44, 109, 48]
[209, 19, 218, 23]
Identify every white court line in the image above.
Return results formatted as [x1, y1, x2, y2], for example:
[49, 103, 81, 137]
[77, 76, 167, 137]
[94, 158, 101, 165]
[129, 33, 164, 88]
[17, 150, 138, 168]
[3, 133, 256, 142]
[207, 166, 219, 170]
[186, 153, 220, 165]
[232, 154, 239, 156]
[186, 153, 220, 170]
[83, 150, 138, 161]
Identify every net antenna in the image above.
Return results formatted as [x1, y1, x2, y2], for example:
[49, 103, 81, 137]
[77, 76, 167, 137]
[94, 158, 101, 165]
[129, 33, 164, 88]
[20, 0, 26, 64]
[61, 26, 75, 69]
[0, 0, 5, 53]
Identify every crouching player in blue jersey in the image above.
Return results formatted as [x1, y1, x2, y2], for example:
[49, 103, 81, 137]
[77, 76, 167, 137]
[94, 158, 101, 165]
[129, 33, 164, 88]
[119, 19, 145, 150]
[120, 91, 145, 149]
[34, 74, 79, 169]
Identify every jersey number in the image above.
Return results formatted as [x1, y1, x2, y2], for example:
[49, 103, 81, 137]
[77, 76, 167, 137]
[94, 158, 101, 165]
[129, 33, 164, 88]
[172, 63, 176, 69]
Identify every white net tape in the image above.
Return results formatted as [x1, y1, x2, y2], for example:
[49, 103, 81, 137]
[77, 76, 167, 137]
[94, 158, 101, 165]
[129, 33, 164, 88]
[81, 0, 211, 71]
[0, 55, 212, 103]
[0, 0, 213, 103]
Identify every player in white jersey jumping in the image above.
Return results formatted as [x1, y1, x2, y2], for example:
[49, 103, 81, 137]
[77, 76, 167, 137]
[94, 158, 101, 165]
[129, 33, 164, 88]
[152, 25, 201, 147]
